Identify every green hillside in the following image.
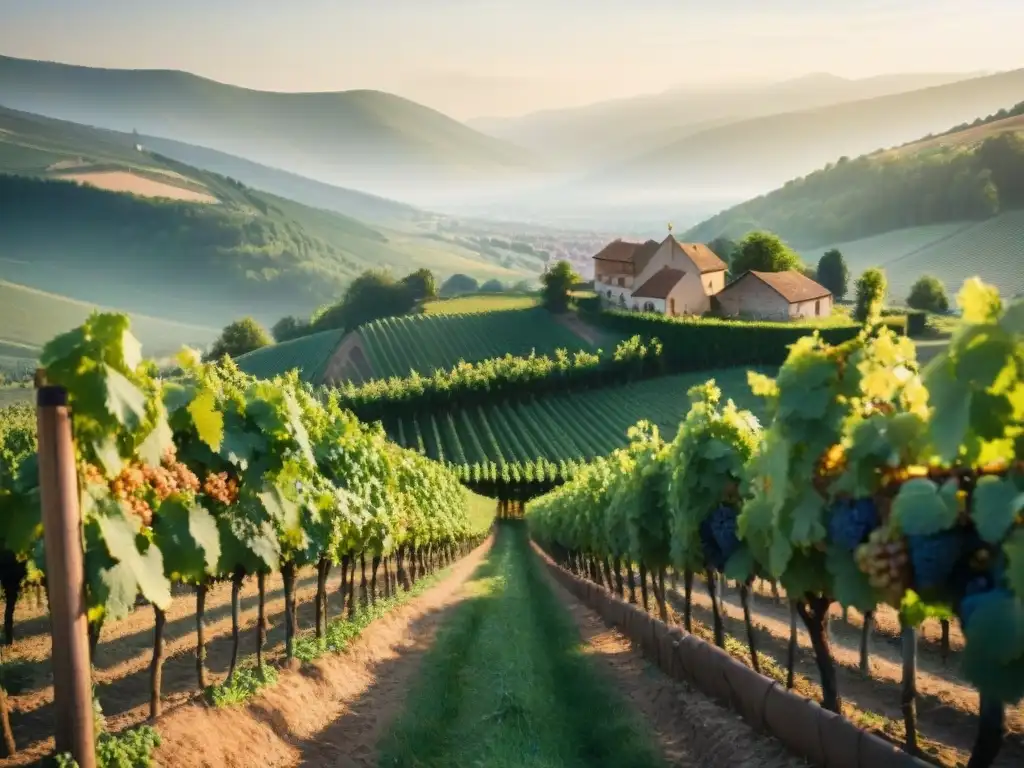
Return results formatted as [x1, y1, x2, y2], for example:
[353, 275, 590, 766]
[803, 212, 1024, 304]
[0, 54, 539, 200]
[600, 69, 1024, 194]
[686, 104, 1024, 248]
[0, 106, 535, 328]
[0, 279, 217, 360]
[359, 308, 602, 380]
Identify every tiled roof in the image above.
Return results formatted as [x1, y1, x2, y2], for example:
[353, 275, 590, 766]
[632, 267, 686, 299]
[677, 242, 728, 273]
[721, 270, 833, 304]
[593, 238, 660, 264]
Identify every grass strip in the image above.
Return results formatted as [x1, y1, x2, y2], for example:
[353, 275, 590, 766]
[380, 521, 666, 768]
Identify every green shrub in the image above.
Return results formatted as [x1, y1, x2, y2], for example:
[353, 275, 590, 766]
[583, 310, 860, 370]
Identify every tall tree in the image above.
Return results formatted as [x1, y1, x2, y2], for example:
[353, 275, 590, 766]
[816, 249, 850, 300]
[440, 273, 480, 297]
[731, 231, 802, 275]
[480, 279, 505, 292]
[541, 260, 581, 314]
[206, 318, 271, 360]
[271, 316, 309, 343]
[906, 275, 950, 313]
[854, 268, 887, 323]
[313, 269, 418, 332]
[401, 268, 438, 302]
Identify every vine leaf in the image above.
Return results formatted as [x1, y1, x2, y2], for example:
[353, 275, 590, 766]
[926, 363, 971, 462]
[188, 391, 224, 452]
[999, 300, 1024, 333]
[153, 498, 221, 583]
[725, 547, 754, 582]
[1004, 529, 1024, 598]
[95, 504, 171, 612]
[137, 415, 174, 468]
[91, 435, 123, 478]
[97, 367, 147, 432]
[961, 592, 1024, 703]
[972, 476, 1024, 543]
[892, 478, 959, 535]
[827, 545, 876, 612]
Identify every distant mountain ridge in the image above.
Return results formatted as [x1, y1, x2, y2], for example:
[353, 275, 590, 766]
[0, 54, 541, 204]
[468, 71, 980, 165]
[589, 68, 1024, 196]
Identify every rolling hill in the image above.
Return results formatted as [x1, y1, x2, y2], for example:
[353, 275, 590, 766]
[0, 54, 539, 203]
[0, 105, 537, 329]
[684, 101, 1024, 245]
[0, 279, 217, 366]
[470, 72, 977, 167]
[593, 69, 1024, 196]
[800, 212, 1024, 305]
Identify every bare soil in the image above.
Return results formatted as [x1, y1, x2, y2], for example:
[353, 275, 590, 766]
[52, 171, 218, 203]
[0, 544, 487, 766]
[543, 566, 805, 768]
[154, 539, 492, 768]
[320, 331, 372, 385]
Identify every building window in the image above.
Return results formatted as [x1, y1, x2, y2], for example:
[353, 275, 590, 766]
[815, 299, 821, 316]
[606, 289, 612, 298]
[617, 276, 625, 287]
[643, 301, 656, 312]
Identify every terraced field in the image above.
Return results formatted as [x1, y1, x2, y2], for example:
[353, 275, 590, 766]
[381, 366, 766, 466]
[422, 294, 538, 314]
[360, 307, 600, 379]
[233, 328, 346, 383]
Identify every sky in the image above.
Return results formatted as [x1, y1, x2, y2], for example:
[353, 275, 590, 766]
[1, 0, 1022, 119]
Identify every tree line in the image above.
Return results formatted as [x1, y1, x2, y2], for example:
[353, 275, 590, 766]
[686, 108, 1024, 249]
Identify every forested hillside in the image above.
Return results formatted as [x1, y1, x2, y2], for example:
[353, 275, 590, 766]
[686, 102, 1024, 247]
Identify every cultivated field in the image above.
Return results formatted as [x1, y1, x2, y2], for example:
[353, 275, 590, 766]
[359, 307, 600, 380]
[53, 170, 218, 203]
[234, 328, 346, 383]
[422, 293, 538, 314]
[382, 366, 766, 466]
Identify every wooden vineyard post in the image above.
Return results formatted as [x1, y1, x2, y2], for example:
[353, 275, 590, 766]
[36, 383, 97, 768]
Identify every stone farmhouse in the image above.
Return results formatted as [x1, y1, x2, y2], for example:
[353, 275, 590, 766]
[591, 235, 833, 321]
[592, 235, 727, 316]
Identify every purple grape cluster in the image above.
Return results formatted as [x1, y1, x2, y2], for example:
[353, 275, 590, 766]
[907, 529, 966, 592]
[828, 497, 879, 551]
[700, 505, 739, 570]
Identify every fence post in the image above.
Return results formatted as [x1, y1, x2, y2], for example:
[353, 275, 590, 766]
[36, 383, 96, 768]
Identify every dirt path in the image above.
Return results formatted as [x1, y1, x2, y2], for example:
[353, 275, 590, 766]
[542, 562, 804, 768]
[152, 538, 492, 768]
[668, 583, 1024, 767]
[320, 330, 374, 385]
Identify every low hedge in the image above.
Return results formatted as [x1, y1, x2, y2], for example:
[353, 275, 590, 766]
[581, 308, 861, 371]
[880, 309, 925, 337]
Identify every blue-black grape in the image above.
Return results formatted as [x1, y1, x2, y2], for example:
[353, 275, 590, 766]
[907, 529, 965, 592]
[828, 497, 879, 551]
[708, 505, 740, 561]
[699, 517, 726, 571]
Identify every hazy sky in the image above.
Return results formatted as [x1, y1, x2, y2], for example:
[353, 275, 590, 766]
[2, 0, 1022, 119]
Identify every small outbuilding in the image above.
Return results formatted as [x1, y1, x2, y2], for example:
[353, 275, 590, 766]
[715, 270, 833, 321]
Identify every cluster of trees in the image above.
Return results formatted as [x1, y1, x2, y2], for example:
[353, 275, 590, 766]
[687, 128, 1024, 248]
[439, 273, 535, 297]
